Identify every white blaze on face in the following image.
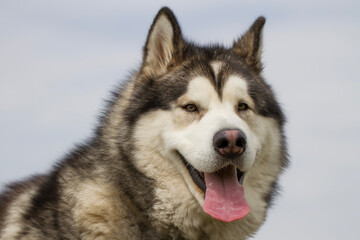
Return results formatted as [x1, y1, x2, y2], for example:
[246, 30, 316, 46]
[210, 61, 222, 77]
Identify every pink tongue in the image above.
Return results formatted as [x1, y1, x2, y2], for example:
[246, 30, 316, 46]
[203, 166, 250, 222]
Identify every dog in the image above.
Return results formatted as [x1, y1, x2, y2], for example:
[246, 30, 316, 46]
[0, 7, 288, 240]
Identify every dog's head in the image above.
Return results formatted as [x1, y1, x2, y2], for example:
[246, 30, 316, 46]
[126, 7, 287, 224]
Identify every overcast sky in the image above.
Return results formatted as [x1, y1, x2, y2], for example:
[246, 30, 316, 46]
[0, 0, 359, 239]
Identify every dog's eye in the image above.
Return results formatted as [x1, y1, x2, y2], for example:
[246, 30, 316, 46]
[183, 104, 198, 112]
[238, 103, 249, 111]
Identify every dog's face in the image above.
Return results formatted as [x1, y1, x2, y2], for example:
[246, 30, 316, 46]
[129, 8, 286, 225]
[165, 73, 258, 174]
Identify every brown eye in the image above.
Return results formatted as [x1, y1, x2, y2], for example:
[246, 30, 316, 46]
[238, 103, 249, 111]
[183, 104, 198, 112]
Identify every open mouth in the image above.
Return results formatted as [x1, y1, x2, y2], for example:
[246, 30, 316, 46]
[178, 152, 250, 222]
[179, 154, 245, 193]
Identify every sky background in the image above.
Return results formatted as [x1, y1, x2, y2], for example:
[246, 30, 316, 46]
[0, 0, 359, 239]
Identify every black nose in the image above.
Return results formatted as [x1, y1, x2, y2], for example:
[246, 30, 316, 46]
[213, 129, 247, 157]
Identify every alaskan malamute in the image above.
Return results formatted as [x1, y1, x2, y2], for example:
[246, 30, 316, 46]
[0, 7, 288, 239]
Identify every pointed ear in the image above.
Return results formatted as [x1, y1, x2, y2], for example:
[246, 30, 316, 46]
[141, 7, 183, 76]
[232, 16, 266, 73]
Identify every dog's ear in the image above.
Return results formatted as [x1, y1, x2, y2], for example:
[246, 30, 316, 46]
[232, 17, 266, 73]
[141, 7, 183, 76]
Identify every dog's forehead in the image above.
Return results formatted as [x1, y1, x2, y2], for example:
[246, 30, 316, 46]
[183, 61, 251, 104]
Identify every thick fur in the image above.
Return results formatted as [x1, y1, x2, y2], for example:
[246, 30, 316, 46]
[0, 7, 288, 240]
